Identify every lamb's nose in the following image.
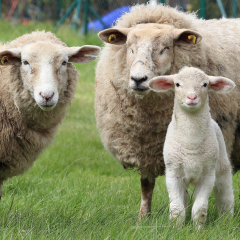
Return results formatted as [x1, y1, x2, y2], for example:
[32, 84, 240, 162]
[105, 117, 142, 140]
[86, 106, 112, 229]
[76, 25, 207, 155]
[131, 76, 148, 85]
[40, 92, 54, 103]
[187, 95, 197, 100]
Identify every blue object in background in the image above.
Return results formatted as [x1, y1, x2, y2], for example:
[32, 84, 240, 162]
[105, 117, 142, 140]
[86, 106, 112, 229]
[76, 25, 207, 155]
[87, 6, 131, 31]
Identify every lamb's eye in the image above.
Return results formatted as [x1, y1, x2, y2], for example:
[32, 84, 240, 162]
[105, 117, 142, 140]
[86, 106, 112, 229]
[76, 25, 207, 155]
[203, 83, 208, 87]
[23, 60, 29, 65]
[62, 61, 67, 66]
[130, 48, 134, 54]
[160, 47, 170, 55]
[176, 83, 180, 87]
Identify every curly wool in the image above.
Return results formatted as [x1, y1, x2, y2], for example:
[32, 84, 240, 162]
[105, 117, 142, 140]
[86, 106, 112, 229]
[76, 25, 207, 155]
[0, 31, 78, 181]
[95, 4, 240, 178]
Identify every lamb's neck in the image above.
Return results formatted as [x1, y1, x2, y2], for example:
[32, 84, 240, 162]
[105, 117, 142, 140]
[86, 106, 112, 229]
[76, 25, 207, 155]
[172, 100, 211, 147]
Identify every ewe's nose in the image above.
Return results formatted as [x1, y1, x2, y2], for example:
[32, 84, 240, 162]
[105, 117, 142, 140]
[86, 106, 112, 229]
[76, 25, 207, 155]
[131, 76, 148, 85]
[187, 94, 197, 100]
[40, 92, 54, 103]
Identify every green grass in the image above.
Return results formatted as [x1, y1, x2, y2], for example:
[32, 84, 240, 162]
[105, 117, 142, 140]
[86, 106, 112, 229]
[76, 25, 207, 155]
[0, 20, 240, 239]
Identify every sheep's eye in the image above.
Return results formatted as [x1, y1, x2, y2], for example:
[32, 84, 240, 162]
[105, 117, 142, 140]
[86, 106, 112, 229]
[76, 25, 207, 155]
[203, 83, 208, 87]
[23, 60, 29, 65]
[62, 61, 67, 66]
[160, 47, 170, 55]
[130, 49, 134, 54]
[176, 83, 180, 87]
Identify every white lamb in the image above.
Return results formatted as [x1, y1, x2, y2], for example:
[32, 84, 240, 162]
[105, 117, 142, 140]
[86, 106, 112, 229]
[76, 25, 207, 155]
[148, 67, 235, 228]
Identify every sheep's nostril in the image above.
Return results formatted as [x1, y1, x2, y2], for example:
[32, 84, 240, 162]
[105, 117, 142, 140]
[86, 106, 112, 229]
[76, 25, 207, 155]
[40, 92, 54, 103]
[131, 76, 148, 84]
[187, 95, 197, 100]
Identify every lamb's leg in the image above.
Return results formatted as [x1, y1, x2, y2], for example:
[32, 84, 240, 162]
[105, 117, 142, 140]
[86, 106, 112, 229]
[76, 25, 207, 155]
[138, 177, 155, 221]
[213, 168, 234, 216]
[166, 176, 186, 226]
[192, 174, 215, 230]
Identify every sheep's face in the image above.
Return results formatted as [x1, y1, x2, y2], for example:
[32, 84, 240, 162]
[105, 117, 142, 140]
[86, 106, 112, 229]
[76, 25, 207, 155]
[98, 24, 202, 95]
[0, 42, 100, 111]
[149, 67, 235, 112]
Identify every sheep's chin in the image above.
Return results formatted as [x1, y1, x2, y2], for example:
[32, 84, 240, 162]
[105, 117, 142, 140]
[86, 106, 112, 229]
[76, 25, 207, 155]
[132, 88, 150, 95]
[37, 104, 56, 111]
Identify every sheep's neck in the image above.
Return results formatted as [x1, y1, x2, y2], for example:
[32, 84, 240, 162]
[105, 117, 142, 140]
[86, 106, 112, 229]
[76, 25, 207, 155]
[172, 100, 211, 148]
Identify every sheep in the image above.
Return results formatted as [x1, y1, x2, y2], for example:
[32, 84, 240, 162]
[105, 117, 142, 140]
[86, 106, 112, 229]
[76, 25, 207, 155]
[148, 66, 235, 228]
[95, 4, 240, 218]
[0, 31, 100, 199]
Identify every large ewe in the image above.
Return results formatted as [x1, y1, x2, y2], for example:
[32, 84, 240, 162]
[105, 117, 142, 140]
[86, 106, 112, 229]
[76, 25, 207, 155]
[149, 67, 234, 228]
[95, 4, 240, 217]
[0, 31, 100, 199]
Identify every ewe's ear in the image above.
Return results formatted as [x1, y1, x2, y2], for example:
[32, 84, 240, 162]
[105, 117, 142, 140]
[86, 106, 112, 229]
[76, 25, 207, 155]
[0, 48, 21, 66]
[98, 27, 132, 45]
[173, 29, 202, 45]
[67, 45, 101, 63]
[208, 76, 236, 93]
[148, 76, 174, 92]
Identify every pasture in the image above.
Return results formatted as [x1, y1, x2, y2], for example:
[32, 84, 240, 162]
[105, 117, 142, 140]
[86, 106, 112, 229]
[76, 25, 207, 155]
[0, 21, 239, 239]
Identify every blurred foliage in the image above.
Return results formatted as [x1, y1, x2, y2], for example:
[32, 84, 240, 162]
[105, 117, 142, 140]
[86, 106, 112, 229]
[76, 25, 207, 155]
[190, 0, 240, 19]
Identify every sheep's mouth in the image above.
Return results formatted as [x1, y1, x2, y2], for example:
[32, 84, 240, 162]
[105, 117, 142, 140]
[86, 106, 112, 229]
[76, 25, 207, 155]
[183, 102, 200, 108]
[38, 103, 56, 111]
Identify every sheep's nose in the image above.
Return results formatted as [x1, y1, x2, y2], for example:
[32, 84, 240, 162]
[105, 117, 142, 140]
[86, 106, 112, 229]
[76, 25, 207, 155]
[187, 95, 197, 100]
[40, 92, 54, 103]
[131, 76, 148, 85]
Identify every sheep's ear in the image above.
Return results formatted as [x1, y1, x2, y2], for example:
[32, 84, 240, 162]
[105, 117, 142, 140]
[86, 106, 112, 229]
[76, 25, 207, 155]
[148, 76, 174, 92]
[208, 76, 236, 93]
[173, 29, 202, 45]
[98, 28, 132, 45]
[0, 48, 21, 66]
[67, 45, 101, 63]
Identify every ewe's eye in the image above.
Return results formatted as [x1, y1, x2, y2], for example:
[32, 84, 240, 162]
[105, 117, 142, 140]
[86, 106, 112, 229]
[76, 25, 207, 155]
[62, 61, 67, 66]
[203, 83, 208, 87]
[160, 47, 170, 55]
[176, 83, 180, 87]
[23, 60, 29, 65]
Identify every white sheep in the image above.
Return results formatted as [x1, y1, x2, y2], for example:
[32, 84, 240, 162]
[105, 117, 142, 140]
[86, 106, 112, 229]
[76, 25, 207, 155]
[0, 31, 100, 199]
[149, 67, 235, 228]
[95, 4, 240, 218]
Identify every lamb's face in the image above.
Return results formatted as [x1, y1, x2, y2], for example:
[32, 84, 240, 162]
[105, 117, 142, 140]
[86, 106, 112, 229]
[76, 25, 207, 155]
[148, 67, 236, 112]
[0, 42, 100, 111]
[173, 69, 210, 112]
[98, 24, 202, 95]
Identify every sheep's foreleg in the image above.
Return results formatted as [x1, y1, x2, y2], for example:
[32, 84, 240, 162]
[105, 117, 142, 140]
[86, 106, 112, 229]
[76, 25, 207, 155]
[138, 177, 155, 221]
[214, 169, 234, 216]
[192, 174, 215, 230]
[166, 176, 186, 226]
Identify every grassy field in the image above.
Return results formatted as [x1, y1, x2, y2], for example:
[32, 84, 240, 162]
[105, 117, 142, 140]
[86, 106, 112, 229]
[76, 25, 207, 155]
[0, 20, 239, 239]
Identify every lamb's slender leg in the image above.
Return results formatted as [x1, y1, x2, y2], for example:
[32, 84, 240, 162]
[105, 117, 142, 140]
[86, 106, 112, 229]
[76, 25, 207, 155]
[166, 176, 186, 226]
[213, 168, 234, 216]
[192, 174, 215, 229]
[138, 177, 155, 221]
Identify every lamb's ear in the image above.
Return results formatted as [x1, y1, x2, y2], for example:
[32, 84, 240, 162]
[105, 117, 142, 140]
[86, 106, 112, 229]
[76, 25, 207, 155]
[148, 76, 174, 92]
[208, 76, 236, 93]
[67, 45, 101, 63]
[98, 28, 132, 45]
[173, 29, 202, 45]
[0, 48, 21, 66]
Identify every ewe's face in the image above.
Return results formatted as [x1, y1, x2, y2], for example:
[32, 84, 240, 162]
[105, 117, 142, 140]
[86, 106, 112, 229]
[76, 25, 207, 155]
[98, 24, 202, 95]
[0, 42, 100, 111]
[126, 25, 174, 94]
[20, 42, 68, 111]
